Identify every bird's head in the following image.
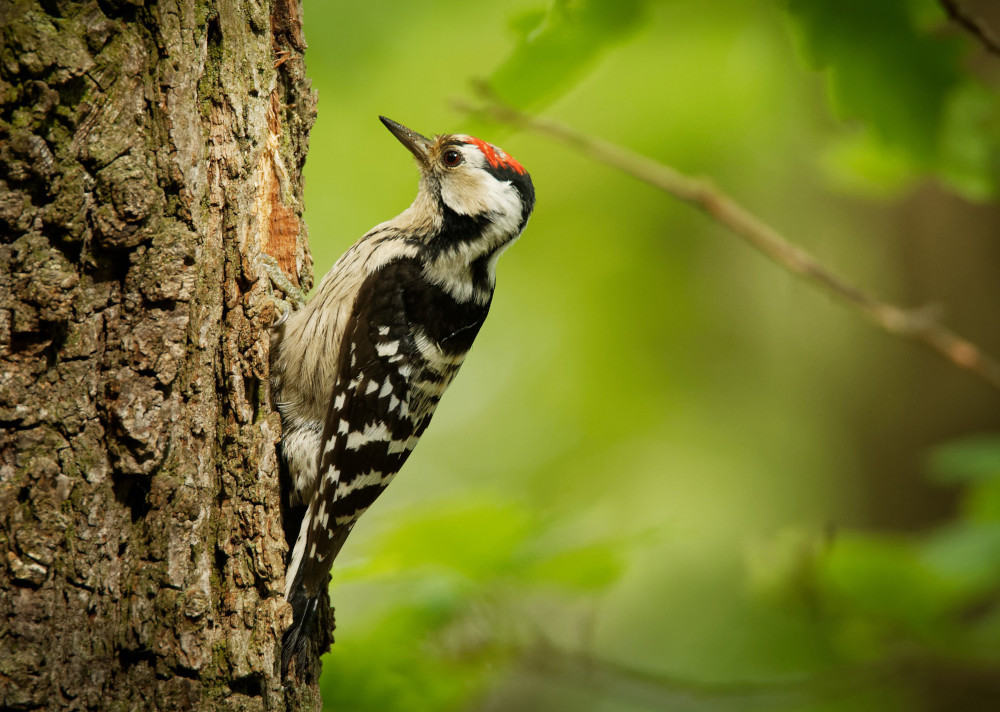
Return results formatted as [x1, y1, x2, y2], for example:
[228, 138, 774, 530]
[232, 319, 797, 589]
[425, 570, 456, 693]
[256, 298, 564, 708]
[380, 116, 535, 273]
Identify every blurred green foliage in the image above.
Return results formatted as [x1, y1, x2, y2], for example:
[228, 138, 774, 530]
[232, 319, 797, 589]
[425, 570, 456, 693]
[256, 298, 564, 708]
[301, 0, 1000, 709]
[814, 437, 1000, 654]
[488, 0, 647, 111]
[785, 0, 999, 198]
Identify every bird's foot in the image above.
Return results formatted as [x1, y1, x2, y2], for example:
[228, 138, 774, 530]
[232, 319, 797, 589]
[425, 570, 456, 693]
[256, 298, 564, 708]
[260, 253, 307, 315]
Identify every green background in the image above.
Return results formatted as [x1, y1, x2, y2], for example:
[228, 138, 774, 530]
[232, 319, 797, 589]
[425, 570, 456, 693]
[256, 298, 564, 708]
[297, 1, 1000, 709]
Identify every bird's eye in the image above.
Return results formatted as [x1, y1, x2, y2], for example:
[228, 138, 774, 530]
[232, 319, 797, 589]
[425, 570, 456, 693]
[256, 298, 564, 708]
[442, 149, 463, 167]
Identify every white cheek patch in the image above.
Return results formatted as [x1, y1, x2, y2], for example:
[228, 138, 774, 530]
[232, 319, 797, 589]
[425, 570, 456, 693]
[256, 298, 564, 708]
[440, 167, 521, 220]
[426, 140, 528, 303]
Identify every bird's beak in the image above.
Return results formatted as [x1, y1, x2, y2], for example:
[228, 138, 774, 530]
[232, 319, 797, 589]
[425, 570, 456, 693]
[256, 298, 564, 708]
[380, 116, 432, 167]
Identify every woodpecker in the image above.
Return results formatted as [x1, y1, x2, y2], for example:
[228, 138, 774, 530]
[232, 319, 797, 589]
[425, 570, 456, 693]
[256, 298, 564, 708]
[271, 117, 534, 673]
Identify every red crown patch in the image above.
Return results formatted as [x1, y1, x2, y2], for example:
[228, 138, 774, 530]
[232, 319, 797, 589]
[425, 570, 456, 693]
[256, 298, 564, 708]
[464, 136, 526, 175]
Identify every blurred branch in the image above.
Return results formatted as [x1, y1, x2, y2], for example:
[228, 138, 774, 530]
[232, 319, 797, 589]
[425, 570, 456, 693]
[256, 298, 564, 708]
[461, 92, 1000, 393]
[510, 643, 891, 711]
[939, 0, 1000, 57]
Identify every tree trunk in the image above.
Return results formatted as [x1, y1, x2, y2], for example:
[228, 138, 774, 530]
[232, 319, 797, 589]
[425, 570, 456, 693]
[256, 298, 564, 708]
[0, 1, 323, 708]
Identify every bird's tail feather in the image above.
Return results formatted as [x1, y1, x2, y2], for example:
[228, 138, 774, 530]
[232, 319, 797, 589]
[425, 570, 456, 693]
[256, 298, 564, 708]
[282, 586, 320, 677]
[280, 520, 351, 677]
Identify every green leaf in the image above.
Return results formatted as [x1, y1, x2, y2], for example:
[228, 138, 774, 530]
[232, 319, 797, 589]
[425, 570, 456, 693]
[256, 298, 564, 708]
[920, 522, 1000, 597]
[784, 0, 999, 198]
[321, 590, 502, 712]
[820, 534, 961, 627]
[821, 130, 921, 198]
[485, 0, 648, 112]
[786, 0, 960, 159]
[344, 501, 534, 580]
[926, 435, 1000, 485]
[964, 480, 1000, 523]
[348, 499, 629, 593]
[938, 83, 1000, 200]
[515, 538, 626, 592]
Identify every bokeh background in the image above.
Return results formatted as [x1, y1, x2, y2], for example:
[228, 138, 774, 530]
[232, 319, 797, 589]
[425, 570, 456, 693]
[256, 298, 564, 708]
[297, 1, 1000, 709]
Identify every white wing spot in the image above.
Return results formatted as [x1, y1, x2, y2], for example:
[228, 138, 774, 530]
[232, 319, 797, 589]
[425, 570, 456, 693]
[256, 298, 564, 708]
[338, 419, 349, 434]
[377, 341, 399, 357]
[336, 507, 368, 526]
[346, 422, 391, 449]
[335, 470, 390, 498]
[365, 380, 379, 395]
[379, 380, 393, 398]
[387, 438, 411, 455]
[378, 326, 390, 336]
[334, 393, 346, 410]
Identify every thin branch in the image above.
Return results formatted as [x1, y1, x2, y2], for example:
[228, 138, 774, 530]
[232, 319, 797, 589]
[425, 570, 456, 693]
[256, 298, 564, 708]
[939, 0, 1000, 57]
[462, 95, 1000, 393]
[511, 643, 894, 712]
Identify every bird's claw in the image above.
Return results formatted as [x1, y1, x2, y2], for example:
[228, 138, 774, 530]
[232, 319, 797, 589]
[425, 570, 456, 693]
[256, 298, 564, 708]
[260, 253, 307, 316]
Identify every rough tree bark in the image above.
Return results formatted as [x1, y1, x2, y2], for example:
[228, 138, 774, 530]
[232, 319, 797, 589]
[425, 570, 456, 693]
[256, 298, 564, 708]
[0, 1, 326, 709]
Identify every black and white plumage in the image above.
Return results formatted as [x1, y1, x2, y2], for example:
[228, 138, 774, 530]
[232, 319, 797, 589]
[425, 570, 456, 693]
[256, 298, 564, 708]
[271, 117, 534, 673]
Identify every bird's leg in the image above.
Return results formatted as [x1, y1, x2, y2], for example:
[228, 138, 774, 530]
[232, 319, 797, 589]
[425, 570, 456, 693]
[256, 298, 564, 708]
[260, 253, 307, 314]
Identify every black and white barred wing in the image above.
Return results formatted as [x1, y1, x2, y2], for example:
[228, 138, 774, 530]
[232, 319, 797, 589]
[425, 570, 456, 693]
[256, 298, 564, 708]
[285, 302, 421, 600]
[281, 276, 425, 669]
[281, 259, 486, 672]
